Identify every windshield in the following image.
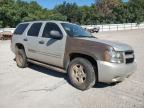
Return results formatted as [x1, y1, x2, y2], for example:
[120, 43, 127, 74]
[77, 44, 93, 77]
[61, 23, 93, 38]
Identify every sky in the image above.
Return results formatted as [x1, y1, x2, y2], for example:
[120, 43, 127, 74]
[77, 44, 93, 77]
[23, 0, 94, 9]
[23, 0, 128, 9]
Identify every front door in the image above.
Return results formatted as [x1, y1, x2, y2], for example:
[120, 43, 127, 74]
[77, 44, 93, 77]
[37, 22, 66, 67]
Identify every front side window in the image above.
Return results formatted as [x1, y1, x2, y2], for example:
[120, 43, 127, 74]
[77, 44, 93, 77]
[27, 23, 42, 37]
[61, 23, 93, 38]
[42, 22, 62, 38]
[14, 23, 29, 35]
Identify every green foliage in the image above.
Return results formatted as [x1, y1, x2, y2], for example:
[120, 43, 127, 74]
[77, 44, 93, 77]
[0, 0, 67, 27]
[54, 2, 81, 23]
[128, 0, 144, 24]
[0, 0, 144, 27]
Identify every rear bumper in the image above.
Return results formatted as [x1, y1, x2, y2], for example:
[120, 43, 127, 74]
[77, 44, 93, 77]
[97, 61, 137, 83]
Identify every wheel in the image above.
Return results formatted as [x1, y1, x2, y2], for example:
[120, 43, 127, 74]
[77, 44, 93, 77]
[96, 30, 99, 33]
[90, 30, 94, 33]
[16, 49, 28, 68]
[68, 58, 96, 90]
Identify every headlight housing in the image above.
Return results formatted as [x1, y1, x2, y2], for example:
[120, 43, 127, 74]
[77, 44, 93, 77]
[104, 49, 124, 64]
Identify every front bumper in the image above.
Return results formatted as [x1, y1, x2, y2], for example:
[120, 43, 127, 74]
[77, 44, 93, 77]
[97, 61, 137, 83]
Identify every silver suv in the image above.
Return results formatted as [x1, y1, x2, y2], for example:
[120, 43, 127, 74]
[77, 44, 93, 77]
[11, 21, 136, 90]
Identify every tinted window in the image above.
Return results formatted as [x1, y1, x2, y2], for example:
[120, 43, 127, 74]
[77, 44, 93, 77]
[42, 23, 62, 38]
[61, 23, 93, 38]
[28, 23, 42, 36]
[14, 23, 29, 35]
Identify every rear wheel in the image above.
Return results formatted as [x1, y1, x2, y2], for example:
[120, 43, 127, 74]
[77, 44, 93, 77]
[16, 49, 28, 68]
[68, 58, 96, 90]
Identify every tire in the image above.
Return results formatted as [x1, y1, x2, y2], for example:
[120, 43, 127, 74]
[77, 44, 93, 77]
[68, 58, 96, 90]
[96, 30, 99, 33]
[91, 30, 94, 33]
[16, 49, 28, 68]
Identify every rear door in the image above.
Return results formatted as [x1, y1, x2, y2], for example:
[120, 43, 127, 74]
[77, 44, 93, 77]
[26, 22, 43, 60]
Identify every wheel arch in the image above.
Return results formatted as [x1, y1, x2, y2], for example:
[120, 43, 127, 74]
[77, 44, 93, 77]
[65, 52, 99, 82]
[15, 43, 26, 53]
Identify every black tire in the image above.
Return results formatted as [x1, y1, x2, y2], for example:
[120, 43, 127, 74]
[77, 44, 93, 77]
[68, 58, 96, 90]
[16, 49, 28, 68]
[91, 30, 94, 33]
[96, 30, 99, 33]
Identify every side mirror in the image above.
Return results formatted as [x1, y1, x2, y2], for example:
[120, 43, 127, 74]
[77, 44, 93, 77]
[50, 30, 63, 39]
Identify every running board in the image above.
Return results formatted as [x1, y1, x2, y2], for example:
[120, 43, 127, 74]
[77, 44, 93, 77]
[27, 59, 66, 73]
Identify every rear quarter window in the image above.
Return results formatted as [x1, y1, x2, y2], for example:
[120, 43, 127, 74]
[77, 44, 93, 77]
[14, 23, 29, 35]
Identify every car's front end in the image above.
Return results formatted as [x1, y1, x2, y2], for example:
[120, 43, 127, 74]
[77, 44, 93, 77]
[61, 22, 137, 84]
[98, 49, 136, 83]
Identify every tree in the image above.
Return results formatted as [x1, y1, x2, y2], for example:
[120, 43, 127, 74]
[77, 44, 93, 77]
[54, 2, 81, 23]
[0, 0, 67, 27]
[0, 0, 144, 27]
[0, 0, 15, 27]
[95, 0, 122, 23]
[128, 0, 144, 23]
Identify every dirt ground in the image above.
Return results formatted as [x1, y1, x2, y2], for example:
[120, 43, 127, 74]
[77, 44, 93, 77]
[0, 29, 144, 108]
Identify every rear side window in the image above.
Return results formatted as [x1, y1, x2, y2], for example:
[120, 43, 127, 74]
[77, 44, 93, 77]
[42, 22, 62, 38]
[14, 23, 29, 35]
[27, 23, 42, 37]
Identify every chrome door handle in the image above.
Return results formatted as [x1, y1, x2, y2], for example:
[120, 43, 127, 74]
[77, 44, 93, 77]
[39, 40, 44, 44]
[23, 38, 28, 41]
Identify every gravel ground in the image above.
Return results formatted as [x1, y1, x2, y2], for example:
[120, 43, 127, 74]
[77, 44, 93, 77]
[0, 29, 144, 108]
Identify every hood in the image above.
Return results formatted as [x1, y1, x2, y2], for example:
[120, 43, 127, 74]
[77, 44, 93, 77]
[77, 37, 133, 51]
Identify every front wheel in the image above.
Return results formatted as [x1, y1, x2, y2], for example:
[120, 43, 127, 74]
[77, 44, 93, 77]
[68, 58, 96, 90]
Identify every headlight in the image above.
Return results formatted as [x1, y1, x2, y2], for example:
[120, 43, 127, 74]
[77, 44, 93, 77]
[104, 49, 124, 64]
